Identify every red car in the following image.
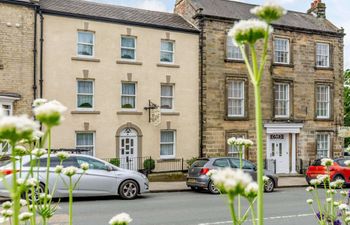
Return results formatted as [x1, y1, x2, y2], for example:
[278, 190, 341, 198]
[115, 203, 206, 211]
[306, 158, 350, 184]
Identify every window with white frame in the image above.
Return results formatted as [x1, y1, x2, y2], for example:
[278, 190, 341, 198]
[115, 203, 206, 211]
[77, 31, 94, 57]
[160, 40, 174, 63]
[227, 80, 245, 117]
[121, 36, 136, 60]
[226, 35, 243, 60]
[76, 132, 95, 156]
[316, 133, 330, 158]
[160, 85, 174, 111]
[316, 85, 330, 119]
[121, 82, 136, 109]
[274, 83, 290, 118]
[316, 43, 330, 67]
[77, 80, 94, 109]
[227, 133, 246, 158]
[0, 103, 12, 116]
[274, 38, 290, 64]
[160, 130, 175, 158]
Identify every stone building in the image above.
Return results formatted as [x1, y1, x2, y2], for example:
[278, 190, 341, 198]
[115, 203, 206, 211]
[175, 0, 345, 174]
[37, 0, 199, 171]
[0, 0, 37, 151]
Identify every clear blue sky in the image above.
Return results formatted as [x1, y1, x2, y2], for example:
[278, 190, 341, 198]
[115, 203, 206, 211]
[92, 0, 349, 69]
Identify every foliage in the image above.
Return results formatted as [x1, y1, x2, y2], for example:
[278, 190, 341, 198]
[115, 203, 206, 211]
[143, 158, 155, 172]
[344, 69, 350, 146]
[109, 158, 121, 167]
[186, 157, 198, 167]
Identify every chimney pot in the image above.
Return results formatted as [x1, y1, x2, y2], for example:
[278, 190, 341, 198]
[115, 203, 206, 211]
[307, 0, 326, 18]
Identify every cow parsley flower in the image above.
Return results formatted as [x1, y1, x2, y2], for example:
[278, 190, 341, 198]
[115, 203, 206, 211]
[211, 168, 252, 194]
[109, 213, 133, 225]
[1, 209, 13, 217]
[317, 174, 329, 183]
[0, 115, 39, 141]
[345, 160, 350, 167]
[227, 137, 254, 147]
[340, 190, 347, 196]
[310, 179, 321, 186]
[244, 182, 258, 200]
[14, 145, 27, 156]
[39, 193, 52, 200]
[26, 178, 38, 188]
[32, 148, 47, 158]
[1, 201, 12, 210]
[17, 178, 25, 186]
[80, 163, 89, 171]
[321, 158, 333, 167]
[33, 100, 67, 127]
[306, 199, 313, 204]
[19, 199, 27, 207]
[62, 166, 78, 177]
[339, 204, 348, 211]
[228, 19, 272, 46]
[32, 130, 44, 141]
[19, 212, 33, 221]
[54, 165, 63, 174]
[306, 187, 314, 192]
[56, 151, 70, 161]
[250, 1, 286, 23]
[32, 98, 48, 107]
[345, 216, 350, 223]
[326, 198, 332, 203]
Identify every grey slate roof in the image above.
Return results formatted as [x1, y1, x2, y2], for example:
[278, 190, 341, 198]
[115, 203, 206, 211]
[191, 0, 340, 34]
[38, 0, 198, 33]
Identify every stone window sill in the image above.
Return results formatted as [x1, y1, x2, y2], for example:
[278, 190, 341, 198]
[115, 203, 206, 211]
[225, 59, 244, 63]
[157, 158, 178, 162]
[157, 63, 180, 68]
[225, 116, 249, 121]
[161, 111, 180, 116]
[314, 66, 334, 71]
[71, 57, 101, 62]
[272, 63, 294, 68]
[71, 111, 101, 114]
[314, 117, 333, 122]
[116, 60, 143, 65]
[117, 111, 143, 115]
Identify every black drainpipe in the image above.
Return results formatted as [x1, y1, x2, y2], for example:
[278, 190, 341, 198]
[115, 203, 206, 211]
[197, 9, 204, 158]
[39, 9, 44, 98]
[33, 5, 38, 100]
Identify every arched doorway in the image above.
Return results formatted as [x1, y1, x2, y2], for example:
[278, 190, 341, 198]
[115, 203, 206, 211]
[119, 128, 138, 170]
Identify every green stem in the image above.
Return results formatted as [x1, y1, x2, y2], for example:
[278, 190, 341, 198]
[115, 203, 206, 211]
[253, 84, 264, 225]
[10, 141, 20, 225]
[249, 201, 257, 225]
[44, 128, 51, 205]
[229, 196, 238, 225]
[257, 26, 270, 81]
[239, 45, 256, 86]
[69, 176, 73, 225]
[238, 147, 243, 220]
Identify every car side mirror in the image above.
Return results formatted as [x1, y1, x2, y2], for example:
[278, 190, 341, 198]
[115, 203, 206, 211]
[106, 165, 113, 172]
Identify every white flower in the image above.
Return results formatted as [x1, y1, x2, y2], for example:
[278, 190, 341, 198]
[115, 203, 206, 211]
[56, 151, 70, 161]
[310, 179, 321, 186]
[206, 169, 217, 177]
[250, 1, 286, 22]
[0, 217, 8, 224]
[109, 213, 132, 225]
[263, 176, 270, 183]
[227, 137, 254, 147]
[346, 211, 350, 216]
[211, 168, 252, 193]
[1, 201, 12, 209]
[32, 130, 44, 141]
[39, 193, 52, 200]
[228, 19, 272, 46]
[339, 204, 349, 211]
[346, 217, 350, 223]
[32, 98, 48, 107]
[244, 182, 258, 199]
[0, 115, 39, 141]
[340, 190, 347, 196]
[0, 209, 12, 217]
[19, 199, 27, 207]
[326, 198, 332, 203]
[321, 158, 333, 167]
[333, 201, 340, 206]
[26, 178, 38, 188]
[345, 160, 350, 167]
[306, 187, 314, 192]
[54, 165, 63, 174]
[14, 145, 27, 156]
[17, 178, 25, 185]
[33, 100, 67, 126]
[327, 189, 336, 195]
[62, 166, 78, 177]
[306, 199, 313, 204]
[335, 179, 344, 187]
[329, 182, 337, 188]
[32, 148, 47, 158]
[19, 212, 33, 221]
[316, 174, 329, 182]
[80, 163, 89, 171]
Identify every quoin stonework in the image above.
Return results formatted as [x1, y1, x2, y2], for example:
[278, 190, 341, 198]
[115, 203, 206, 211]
[175, 0, 345, 174]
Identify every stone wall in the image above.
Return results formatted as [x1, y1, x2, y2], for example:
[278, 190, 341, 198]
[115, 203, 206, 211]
[0, 2, 35, 115]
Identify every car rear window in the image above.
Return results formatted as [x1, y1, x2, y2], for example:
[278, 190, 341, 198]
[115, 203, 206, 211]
[311, 159, 322, 166]
[213, 159, 230, 168]
[191, 159, 208, 168]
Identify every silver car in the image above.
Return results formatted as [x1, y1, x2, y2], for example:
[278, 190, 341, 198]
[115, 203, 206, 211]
[186, 157, 278, 193]
[0, 154, 149, 200]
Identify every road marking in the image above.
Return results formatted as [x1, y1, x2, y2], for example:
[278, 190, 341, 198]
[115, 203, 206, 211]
[197, 213, 314, 225]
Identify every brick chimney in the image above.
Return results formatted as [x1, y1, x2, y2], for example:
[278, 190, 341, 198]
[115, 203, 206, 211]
[307, 0, 326, 18]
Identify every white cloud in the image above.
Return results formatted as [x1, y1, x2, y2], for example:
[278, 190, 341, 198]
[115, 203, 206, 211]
[137, 0, 169, 12]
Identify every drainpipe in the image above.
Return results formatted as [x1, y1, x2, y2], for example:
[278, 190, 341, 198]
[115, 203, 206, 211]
[33, 5, 38, 100]
[197, 9, 204, 158]
[39, 9, 44, 98]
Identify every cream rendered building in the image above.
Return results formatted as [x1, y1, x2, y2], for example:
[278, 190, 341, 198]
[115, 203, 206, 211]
[38, 0, 199, 170]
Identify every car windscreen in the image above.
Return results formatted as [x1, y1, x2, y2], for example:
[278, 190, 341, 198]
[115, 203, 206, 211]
[311, 159, 322, 166]
[0, 156, 11, 167]
[191, 159, 208, 168]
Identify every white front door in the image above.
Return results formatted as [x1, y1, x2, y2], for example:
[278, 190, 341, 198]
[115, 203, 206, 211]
[268, 134, 289, 174]
[119, 128, 138, 171]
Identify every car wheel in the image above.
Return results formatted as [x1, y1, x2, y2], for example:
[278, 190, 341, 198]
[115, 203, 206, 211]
[264, 177, 275, 192]
[208, 180, 219, 194]
[22, 182, 45, 203]
[119, 180, 139, 200]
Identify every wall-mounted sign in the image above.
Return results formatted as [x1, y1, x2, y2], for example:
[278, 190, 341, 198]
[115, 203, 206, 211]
[338, 126, 350, 138]
[270, 134, 284, 140]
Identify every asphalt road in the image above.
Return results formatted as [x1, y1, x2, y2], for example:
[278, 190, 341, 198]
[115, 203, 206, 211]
[52, 188, 329, 225]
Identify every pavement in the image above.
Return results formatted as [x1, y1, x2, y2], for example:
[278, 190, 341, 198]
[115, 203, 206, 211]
[49, 187, 323, 225]
[149, 176, 308, 192]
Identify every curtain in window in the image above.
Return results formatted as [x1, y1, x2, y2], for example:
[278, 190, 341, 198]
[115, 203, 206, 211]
[122, 37, 135, 48]
[160, 131, 174, 156]
[77, 81, 93, 108]
[76, 133, 94, 155]
[316, 85, 329, 117]
[121, 83, 135, 108]
[161, 86, 173, 109]
[78, 32, 93, 44]
[160, 41, 174, 62]
[121, 37, 135, 59]
[161, 41, 173, 51]
[228, 81, 244, 116]
[317, 134, 329, 158]
[226, 36, 242, 60]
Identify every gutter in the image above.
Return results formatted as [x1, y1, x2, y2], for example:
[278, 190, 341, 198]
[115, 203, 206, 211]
[39, 9, 44, 98]
[197, 10, 204, 158]
[33, 4, 38, 99]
